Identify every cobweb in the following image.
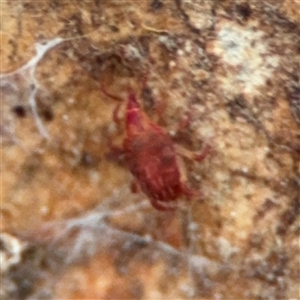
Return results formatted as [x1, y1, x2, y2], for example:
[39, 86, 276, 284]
[1, 38, 62, 142]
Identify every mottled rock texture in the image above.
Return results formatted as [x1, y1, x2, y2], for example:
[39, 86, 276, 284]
[1, 1, 299, 299]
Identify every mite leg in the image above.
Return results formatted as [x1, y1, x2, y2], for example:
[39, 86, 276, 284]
[100, 82, 125, 130]
[150, 197, 177, 211]
[181, 182, 202, 200]
[175, 143, 211, 162]
[176, 155, 203, 201]
[105, 142, 127, 165]
[177, 109, 193, 132]
[130, 180, 140, 194]
[112, 102, 123, 130]
[100, 82, 123, 102]
[154, 99, 167, 124]
[167, 106, 193, 137]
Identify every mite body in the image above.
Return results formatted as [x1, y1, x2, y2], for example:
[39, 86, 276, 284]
[102, 87, 210, 211]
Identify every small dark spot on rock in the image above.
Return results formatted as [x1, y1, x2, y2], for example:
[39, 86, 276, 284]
[49, 0, 61, 10]
[109, 25, 119, 32]
[254, 198, 277, 221]
[41, 109, 54, 122]
[266, 79, 273, 87]
[150, 0, 164, 10]
[227, 95, 247, 120]
[276, 224, 286, 236]
[285, 20, 297, 31]
[138, 36, 150, 56]
[236, 3, 252, 20]
[276, 197, 299, 235]
[12, 105, 27, 118]
[80, 151, 94, 167]
[0, 237, 7, 251]
[141, 87, 155, 112]
[281, 197, 299, 225]
[216, 219, 223, 229]
[94, 0, 101, 7]
[234, 95, 247, 108]
[23, 2, 34, 9]
[14, 277, 33, 300]
[9, 264, 36, 300]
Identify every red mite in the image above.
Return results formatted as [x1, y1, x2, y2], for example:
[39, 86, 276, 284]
[101, 84, 210, 211]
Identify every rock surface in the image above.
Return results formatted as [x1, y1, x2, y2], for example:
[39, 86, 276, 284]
[1, 1, 299, 299]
